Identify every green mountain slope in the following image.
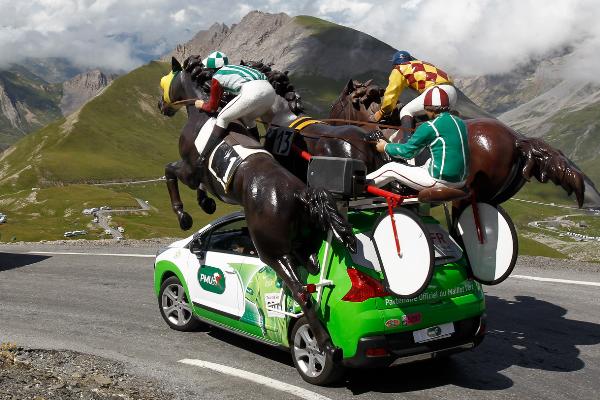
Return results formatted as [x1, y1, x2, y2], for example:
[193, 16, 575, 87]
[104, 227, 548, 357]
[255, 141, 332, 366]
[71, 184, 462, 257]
[543, 102, 600, 184]
[0, 61, 184, 190]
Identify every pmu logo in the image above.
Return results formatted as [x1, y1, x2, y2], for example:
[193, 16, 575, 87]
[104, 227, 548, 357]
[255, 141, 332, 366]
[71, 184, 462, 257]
[198, 265, 226, 294]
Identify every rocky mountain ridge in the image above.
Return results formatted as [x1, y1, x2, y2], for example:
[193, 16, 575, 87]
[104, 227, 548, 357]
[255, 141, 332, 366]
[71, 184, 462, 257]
[60, 70, 116, 116]
[167, 11, 395, 79]
[0, 63, 115, 149]
[456, 49, 600, 182]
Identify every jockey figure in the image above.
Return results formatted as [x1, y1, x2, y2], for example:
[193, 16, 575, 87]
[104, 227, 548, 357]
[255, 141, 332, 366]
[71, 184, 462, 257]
[373, 50, 457, 142]
[368, 86, 469, 192]
[194, 51, 276, 162]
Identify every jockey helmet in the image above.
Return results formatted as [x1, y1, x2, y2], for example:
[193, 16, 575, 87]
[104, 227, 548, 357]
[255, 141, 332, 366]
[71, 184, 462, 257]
[423, 86, 450, 109]
[391, 50, 413, 65]
[203, 51, 229, 69]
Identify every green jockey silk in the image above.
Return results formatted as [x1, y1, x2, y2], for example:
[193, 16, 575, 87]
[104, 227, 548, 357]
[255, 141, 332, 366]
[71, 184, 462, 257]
[385, 112, 470, 182]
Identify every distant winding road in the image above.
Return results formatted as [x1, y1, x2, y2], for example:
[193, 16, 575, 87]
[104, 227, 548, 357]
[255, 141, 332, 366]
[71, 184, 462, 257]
[95, 198, 151, 240]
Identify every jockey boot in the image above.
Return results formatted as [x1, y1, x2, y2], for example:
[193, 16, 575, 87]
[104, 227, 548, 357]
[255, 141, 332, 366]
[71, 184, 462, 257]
[247, 126, 260, 142]
[199, 125, 228, 166]
[397, 115, 415, 143]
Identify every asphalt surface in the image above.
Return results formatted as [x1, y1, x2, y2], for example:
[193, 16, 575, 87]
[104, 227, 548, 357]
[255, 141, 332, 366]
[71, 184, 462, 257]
[1, 244, 599, 400]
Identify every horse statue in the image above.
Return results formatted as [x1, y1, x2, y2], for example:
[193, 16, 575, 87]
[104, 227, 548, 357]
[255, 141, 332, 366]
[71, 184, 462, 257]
[157, 56, 357, 360]
[330, 79, 600, 208]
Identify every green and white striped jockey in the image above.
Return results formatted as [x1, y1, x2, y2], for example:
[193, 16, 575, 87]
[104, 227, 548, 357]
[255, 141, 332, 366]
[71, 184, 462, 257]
[384, 112, 469, 182]
[213, 65, 268, 94]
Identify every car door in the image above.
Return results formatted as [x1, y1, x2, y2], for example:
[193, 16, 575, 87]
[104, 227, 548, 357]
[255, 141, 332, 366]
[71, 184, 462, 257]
[186, 218, 248, 319]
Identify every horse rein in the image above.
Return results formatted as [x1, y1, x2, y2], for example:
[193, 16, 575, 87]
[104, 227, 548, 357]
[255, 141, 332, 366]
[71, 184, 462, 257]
[170, 98, 200, 107]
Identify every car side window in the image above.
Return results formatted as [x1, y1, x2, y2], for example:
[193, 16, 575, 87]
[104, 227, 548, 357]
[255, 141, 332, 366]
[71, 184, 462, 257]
[205, 218, 257, 257]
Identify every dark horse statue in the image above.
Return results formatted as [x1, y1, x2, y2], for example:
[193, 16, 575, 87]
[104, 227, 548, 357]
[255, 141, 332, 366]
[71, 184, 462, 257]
[330, 79, 600, 208]
[157, 56, 357, 360]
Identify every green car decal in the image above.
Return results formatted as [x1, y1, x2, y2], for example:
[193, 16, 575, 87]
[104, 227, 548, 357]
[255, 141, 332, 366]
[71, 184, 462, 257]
[244, 266, 289, 344]
[198, 265, 226, 294]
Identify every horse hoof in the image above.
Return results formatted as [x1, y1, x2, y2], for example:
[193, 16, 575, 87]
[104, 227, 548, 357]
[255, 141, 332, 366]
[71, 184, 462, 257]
[305, 253, 320, 275]
[178, 212, 193, 230]
[200, 198, 216, 214]
[323, 341, 343, 363]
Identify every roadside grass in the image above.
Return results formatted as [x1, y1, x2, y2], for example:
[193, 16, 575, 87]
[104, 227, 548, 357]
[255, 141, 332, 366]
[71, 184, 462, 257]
[430, 198, 573, 259]
[0, 185, 137, 242]
[513, 181, 578, 206]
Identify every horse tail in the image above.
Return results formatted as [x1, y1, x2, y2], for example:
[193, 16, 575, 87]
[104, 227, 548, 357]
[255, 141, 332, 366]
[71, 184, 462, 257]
[516, 136, 590, 207]
[296, 187, 357, 253]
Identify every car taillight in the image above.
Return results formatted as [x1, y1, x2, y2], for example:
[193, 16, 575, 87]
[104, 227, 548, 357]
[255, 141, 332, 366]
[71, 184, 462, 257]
[342, 268, 389, 302]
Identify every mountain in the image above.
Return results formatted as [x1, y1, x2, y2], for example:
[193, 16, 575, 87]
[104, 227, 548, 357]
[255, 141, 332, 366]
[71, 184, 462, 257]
[20, 57, 86, 84]
[60, 70, 116, 116]
[456, 50, 600, 184]
[0, 61, 184, 190]
[0, 65, 63, 149]
[167, 11, 491, 119]
[0, 63, 115, 150]
[167, 11, 395, 114]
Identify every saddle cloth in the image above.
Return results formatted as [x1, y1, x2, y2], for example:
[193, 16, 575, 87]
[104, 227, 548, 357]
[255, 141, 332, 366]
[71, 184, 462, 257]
[196, 118, 271, 192]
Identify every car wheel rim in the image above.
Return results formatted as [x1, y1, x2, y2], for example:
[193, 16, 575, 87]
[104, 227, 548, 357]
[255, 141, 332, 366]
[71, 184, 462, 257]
[162, 283, 192, 326]
[293, 324, 326, 378]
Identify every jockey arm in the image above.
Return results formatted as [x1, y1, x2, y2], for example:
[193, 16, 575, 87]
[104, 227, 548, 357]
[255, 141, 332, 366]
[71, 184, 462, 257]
[384, 122, 435, 159]
[200, 78, 225, 113]
[380, 68, 408, 116]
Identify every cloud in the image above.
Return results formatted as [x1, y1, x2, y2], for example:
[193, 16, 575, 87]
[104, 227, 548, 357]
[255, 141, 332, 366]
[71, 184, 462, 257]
[310, 0, 600, 78]
[1, 0, 599, 79]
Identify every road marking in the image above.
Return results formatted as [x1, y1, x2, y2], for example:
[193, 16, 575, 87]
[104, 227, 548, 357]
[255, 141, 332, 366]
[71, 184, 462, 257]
[27, 251, 154, 258]
[178, 359, 333, 400]
[511, 274, 600, 287]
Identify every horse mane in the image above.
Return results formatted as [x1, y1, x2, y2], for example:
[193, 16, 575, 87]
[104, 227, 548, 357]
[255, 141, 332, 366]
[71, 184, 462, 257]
[241, 60, 294, 97]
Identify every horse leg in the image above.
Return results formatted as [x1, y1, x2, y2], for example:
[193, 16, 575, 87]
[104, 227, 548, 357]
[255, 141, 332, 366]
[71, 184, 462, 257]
[293, 235, 323, 275]
[197, 185, 216, 214]
[270, 254, 342, 362]
[165, 160, 194, 230]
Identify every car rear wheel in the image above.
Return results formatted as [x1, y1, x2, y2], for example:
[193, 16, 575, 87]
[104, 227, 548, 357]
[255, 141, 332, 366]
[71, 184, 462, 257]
[159, 276, 201, 331]
[290, 317, 345, 386]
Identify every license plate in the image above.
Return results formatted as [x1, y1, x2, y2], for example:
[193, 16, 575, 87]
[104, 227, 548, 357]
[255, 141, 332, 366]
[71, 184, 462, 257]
[413, 322, 455, 343]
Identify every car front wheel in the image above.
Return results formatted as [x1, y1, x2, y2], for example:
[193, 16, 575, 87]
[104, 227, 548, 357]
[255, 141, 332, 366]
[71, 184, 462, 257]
[290, 317, 345, 386]
[158, 276, 201, 331]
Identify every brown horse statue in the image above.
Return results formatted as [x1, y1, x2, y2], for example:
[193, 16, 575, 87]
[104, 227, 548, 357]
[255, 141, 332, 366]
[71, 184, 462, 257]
[330, 79, 600, 208]
[158, 56, 357, 360]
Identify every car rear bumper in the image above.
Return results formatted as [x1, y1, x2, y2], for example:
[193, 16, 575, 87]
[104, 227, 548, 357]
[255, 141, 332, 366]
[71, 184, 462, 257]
[342, 314, 486, 368]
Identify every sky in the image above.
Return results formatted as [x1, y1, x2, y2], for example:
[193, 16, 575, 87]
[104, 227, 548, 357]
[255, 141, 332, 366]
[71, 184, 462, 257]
[1, 0, 599, 78]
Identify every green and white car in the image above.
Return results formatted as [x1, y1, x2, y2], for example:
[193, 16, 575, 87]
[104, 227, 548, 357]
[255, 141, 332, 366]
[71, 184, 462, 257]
[154, 209, 487, 385]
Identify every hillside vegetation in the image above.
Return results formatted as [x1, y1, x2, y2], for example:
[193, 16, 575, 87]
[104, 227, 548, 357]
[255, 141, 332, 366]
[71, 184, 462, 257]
[0, 62, 184, 190]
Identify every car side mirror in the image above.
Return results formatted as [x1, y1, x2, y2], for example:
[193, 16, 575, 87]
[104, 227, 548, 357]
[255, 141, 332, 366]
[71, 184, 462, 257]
[190, 235, 205, 257]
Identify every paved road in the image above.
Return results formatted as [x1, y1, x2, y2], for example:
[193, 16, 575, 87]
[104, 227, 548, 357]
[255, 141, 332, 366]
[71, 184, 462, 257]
[1, 244, 599, 400]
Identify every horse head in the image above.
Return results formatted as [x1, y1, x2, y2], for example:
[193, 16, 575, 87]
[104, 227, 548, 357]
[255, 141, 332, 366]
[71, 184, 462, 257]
[158, 56, 208, 117]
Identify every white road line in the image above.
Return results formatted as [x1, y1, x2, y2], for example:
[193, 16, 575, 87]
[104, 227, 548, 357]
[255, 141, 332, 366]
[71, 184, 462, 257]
[27, 251, 155, 258]
[178, 359, 333, 400]
[511, 274, 600, 287]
